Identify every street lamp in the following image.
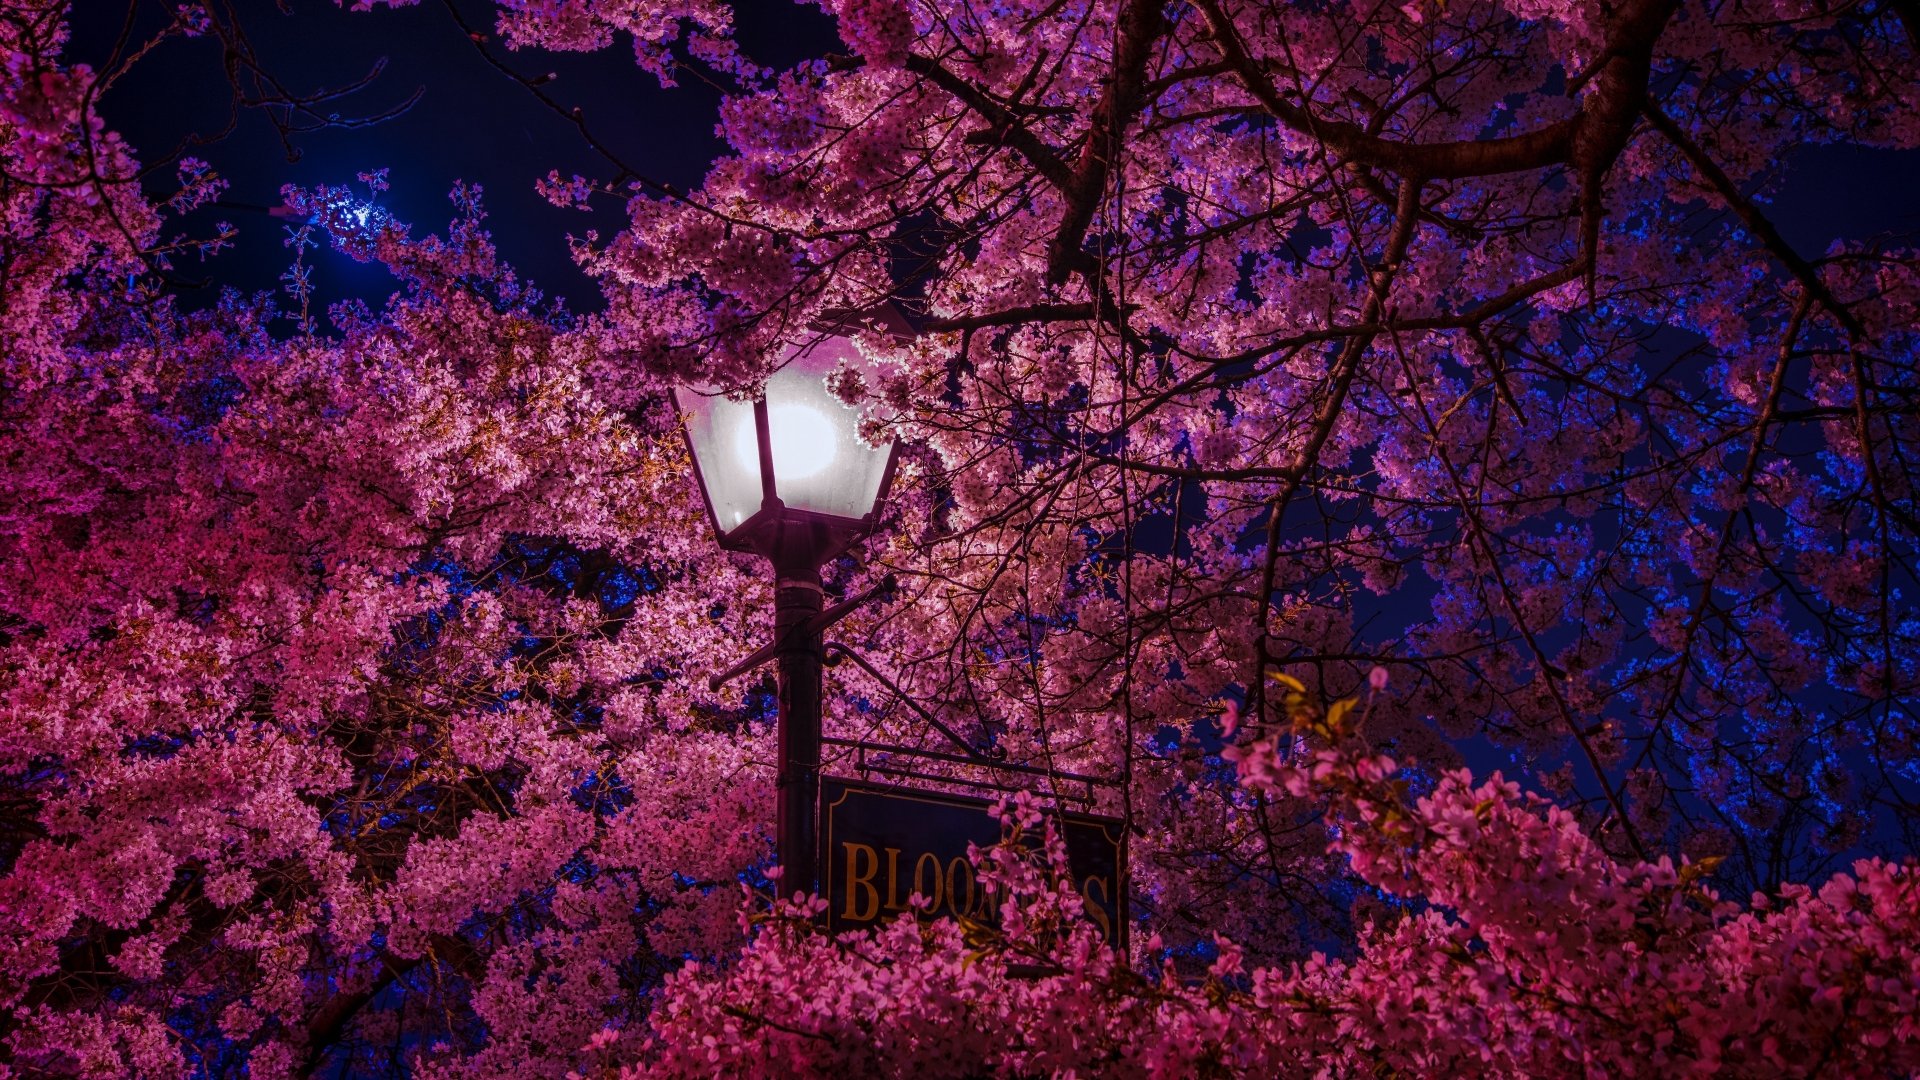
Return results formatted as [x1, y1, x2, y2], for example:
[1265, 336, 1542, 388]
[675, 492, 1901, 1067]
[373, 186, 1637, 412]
[674, 325, 901, 898]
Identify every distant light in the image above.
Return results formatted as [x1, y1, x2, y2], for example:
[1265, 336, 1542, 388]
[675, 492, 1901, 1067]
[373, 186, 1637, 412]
[736, 404, 837, 479]
[308, 197, 385, 233]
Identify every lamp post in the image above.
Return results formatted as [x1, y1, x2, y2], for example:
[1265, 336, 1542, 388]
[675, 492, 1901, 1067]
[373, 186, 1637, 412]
[674, 326, 901, 898]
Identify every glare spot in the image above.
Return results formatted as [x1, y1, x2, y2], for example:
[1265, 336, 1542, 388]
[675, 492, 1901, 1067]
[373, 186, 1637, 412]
[736, 404, 837, 480]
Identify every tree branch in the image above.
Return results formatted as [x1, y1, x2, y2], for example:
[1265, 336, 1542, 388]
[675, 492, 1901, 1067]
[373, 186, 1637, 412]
[904, 54, 1077, 190]
[1046, 0, 1167, 284]
[1191, 0, 1575, 180]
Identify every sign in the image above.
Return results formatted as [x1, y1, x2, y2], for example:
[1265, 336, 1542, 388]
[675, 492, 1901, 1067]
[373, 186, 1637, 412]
[820, 778, 1125, 947]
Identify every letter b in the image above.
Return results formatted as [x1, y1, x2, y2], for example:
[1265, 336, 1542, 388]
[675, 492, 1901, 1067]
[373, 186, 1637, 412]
[841, 843, 881, 922]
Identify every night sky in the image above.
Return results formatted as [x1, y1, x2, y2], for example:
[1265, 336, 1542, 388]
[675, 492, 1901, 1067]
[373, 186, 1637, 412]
[69, 2, 1920, 321]
[69, 0, 841, 313]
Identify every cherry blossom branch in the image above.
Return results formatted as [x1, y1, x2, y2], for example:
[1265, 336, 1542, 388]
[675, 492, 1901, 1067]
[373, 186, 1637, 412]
[1250, 177, 1421, 722]
[1045, 0, 1165, 285]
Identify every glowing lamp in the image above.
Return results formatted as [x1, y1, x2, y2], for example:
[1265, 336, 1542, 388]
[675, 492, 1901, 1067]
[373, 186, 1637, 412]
[674, 329, 900, 575]
[675, 313, 910, 900]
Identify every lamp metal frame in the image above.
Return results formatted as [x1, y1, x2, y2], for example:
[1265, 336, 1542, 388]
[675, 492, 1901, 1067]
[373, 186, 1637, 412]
[675, 312, 905, 899]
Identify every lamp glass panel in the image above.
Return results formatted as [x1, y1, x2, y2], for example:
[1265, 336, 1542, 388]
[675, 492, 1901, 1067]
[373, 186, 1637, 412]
[764, 335, 893, 520]
[675, 387, 763, 534]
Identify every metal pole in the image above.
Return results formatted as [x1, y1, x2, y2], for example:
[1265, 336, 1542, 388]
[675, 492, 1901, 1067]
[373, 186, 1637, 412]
[772, 564, 825, 898]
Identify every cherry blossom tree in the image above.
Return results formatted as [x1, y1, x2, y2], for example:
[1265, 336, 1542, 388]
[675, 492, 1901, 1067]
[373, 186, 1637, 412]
[0, 0, 1916, 1075]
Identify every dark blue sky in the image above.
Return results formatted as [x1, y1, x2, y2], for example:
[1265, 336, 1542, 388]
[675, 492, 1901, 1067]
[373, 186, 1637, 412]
[70, 2, 1920, 315]
[72, 0, 840, 313]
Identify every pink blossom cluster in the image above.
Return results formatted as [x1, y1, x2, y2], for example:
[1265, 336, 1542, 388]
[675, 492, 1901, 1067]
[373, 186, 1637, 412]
[491, 0, 758, 86]
[622, 708, 1920, 1078]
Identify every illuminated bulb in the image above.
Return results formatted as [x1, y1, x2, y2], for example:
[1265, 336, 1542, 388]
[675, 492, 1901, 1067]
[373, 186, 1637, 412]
[736, 403, 837, 480]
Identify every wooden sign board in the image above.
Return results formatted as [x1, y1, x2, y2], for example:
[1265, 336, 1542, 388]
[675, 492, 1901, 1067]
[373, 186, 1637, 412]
[820, 778, 1126, 948]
